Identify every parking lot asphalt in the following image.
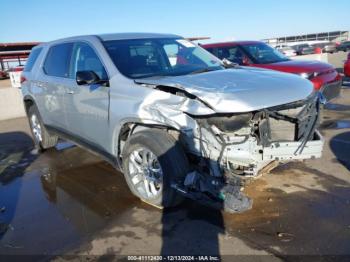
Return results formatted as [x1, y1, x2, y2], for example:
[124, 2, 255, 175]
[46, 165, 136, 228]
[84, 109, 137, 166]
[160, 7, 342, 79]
[328, 51, 349, 71]
[1, 58, 350, 261]
[0, 79, 11, 89]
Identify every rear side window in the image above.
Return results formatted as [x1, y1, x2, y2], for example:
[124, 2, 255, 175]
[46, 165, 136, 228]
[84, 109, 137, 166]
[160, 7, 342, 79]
[24, 47, 42, 72]
[43, 43, 73, 78]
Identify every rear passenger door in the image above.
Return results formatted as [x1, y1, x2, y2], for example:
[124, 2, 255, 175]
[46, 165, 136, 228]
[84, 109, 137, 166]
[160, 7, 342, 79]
[40, 43, 73, 129]
[64, 42, 109, 147]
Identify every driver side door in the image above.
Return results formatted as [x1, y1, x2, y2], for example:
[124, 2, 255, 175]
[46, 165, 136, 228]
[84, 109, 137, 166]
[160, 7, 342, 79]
[63, 42, 110, 149]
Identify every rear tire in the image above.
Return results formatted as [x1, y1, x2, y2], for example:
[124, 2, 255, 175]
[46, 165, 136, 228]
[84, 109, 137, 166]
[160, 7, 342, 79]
[28, 105, 58, 151]
[122, 129, 189, 208]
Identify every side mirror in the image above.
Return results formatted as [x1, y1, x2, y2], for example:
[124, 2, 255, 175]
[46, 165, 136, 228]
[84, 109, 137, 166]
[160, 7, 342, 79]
[76, 71, 101, 85]
[222, 58, 233, 65]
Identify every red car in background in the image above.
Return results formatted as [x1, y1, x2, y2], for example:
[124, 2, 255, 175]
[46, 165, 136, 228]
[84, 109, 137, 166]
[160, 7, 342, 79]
[202, 41, 342, 102]
[0, 70, 8, 79]
[344, 53, 350, 77]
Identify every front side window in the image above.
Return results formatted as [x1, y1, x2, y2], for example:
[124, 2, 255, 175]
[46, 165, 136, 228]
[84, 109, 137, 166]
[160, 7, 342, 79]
[216, 46, 250, 65]
[69, 42, 108, 80]
[103, 38, 223, 79]
[240, 43, 290, 64]
[43, 43, 73, 77]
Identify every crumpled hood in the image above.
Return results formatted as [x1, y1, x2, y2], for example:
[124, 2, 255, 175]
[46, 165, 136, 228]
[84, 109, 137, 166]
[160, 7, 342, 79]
[136, 67, 314, 113]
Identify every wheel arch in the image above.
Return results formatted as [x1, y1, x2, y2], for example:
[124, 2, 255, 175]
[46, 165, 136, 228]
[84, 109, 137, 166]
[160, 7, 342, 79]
[23, 95, 36, 114]
[112, 119, 182, 165]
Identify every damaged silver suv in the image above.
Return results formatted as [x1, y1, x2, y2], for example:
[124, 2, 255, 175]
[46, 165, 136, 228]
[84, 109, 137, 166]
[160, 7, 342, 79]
[21, 33, 324, 212]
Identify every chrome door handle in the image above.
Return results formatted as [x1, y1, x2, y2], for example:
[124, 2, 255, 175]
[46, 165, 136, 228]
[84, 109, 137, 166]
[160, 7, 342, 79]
[67, 90, 74, 94]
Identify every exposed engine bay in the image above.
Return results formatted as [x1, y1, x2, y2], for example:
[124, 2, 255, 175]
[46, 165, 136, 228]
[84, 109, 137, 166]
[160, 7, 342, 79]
[169, 92, 323, 213]
[194, 92, 322, 177]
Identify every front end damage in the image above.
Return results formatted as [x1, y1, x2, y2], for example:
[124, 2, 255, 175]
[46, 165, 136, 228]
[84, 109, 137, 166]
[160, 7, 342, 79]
[134, 77, 323, 213]
[197, 93, 323, 178]
[168, 92, 323, 213]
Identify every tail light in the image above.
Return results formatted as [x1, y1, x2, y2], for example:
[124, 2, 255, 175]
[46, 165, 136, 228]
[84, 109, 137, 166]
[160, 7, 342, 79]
[20, 75, 27, 84]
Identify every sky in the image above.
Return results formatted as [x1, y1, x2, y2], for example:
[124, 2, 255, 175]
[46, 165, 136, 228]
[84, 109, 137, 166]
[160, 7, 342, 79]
[1, 0, 349, 43]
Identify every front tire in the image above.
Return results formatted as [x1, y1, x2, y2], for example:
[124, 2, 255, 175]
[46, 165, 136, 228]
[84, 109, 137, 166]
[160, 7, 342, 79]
[122, 129, 189, 208]
[28, 105, 58, 151]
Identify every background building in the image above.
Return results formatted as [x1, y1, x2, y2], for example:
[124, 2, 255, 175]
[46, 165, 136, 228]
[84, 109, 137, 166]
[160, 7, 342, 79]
[0, 42, 39, 72]
[263, 30, 349, 47]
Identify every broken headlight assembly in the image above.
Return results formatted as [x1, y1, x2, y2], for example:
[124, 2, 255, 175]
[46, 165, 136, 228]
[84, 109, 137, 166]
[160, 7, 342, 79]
[196, 113, 253, 133]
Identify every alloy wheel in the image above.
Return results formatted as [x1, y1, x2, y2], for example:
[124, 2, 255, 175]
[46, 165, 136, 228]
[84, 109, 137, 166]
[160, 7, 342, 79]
[127, 147, 163, 199]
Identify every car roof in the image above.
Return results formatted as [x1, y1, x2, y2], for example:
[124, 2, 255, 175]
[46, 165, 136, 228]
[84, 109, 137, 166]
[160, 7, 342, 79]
[36, 32, 182, 47]
[97, 32, 181, 41]
[201, 40, 263, 48]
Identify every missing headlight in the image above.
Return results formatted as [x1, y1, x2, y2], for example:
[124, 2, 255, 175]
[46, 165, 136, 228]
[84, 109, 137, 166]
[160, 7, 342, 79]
[203, 113, 253, 132]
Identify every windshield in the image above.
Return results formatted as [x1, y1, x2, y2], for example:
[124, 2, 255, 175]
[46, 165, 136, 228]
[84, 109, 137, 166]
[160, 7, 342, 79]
[103, 38, 223, 78]
[241, 43, 290, 64]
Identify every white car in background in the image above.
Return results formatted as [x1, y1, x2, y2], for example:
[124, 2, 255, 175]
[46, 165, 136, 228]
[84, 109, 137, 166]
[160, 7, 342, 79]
[8, 66, 24, 88]
[275, 45, 297, 57]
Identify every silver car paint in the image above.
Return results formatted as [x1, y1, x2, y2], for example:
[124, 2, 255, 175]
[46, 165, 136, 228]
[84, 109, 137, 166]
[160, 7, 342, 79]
[21, 33, 321, 176]
[135, 67, 314, 113]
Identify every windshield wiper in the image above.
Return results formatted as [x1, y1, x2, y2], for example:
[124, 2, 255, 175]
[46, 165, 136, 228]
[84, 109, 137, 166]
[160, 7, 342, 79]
[188, 67, 218, 75]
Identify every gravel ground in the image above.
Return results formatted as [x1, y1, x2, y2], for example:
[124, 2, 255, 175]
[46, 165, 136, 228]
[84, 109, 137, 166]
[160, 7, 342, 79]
[0, 79, 11, 89]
